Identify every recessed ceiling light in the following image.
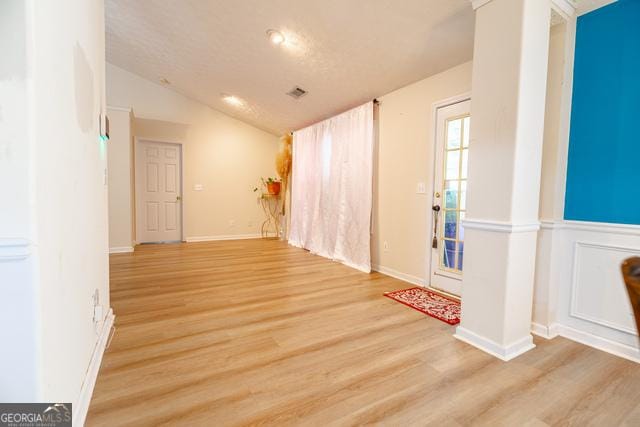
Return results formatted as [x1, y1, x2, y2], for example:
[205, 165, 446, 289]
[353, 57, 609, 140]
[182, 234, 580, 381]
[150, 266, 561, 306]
[266, 29, 285, 45]
[221, 94, 243, 106]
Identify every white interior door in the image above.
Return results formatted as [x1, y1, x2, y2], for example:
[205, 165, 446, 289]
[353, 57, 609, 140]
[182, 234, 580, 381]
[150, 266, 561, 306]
[429, 100, 471, 296]
[136, 140, 182, 243]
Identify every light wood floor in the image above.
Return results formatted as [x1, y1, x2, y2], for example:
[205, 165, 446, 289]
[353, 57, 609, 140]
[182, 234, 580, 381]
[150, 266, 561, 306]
[87, 239, 640, 426]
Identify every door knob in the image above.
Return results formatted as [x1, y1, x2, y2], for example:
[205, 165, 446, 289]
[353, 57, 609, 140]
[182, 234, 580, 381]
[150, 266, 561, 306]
[176, 196, 182, 201]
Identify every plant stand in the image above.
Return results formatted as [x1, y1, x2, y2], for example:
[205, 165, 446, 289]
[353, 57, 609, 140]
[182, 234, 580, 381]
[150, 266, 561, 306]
[259, 193, 282, 238]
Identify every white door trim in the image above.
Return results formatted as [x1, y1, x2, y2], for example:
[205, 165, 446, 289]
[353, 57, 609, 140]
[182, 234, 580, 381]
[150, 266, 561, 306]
[134, 137, 185, 243]
[426, 93, 471, 295]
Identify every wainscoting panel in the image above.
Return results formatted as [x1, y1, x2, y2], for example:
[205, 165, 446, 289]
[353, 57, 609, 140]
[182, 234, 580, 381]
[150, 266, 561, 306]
[537, 220, 640, 362]
[570, 241, 638, 335]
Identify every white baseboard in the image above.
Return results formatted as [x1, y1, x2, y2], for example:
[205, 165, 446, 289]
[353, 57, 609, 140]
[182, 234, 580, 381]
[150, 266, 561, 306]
[531, 322, 560, 339]
[73, 308, 115, 426]
[185, 234, 262, 242]
[109, 246, 134, 254]
[454, 326, 536, 361]
[372, 264, 427, 287]
[555, 323, 640, 363]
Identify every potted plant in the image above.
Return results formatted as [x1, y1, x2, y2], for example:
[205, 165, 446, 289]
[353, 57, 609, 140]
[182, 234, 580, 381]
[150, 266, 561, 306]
[265, 177, 281, 195]
[253, 177, 281, 196]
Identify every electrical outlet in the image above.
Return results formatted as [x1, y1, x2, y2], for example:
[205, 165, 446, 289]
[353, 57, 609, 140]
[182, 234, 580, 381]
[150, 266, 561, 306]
[193, 184, 204, 191]
[92, 289, 102, 323]
[93, 305, 103, 323]
[229, 219, 236, 227]
[248, 220, 254, 228]
[383, 241, 389, 252]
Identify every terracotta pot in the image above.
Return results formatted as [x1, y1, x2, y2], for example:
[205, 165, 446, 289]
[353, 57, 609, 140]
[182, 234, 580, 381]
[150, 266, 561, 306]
[267, 181, 281, 195]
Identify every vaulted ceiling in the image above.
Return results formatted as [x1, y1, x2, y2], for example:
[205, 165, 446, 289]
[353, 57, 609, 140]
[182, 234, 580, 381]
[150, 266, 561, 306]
[105, 0, 477, 135]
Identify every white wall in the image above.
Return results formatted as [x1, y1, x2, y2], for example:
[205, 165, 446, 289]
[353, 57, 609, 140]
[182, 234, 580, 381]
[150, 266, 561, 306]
[0, 1, 40, 401]
[32, 0, 111, 408]
[0, 0, 111, 415]
[106, 63, 280, 242]
[107, 107, 134, 252]
[371, 61, 473, 284]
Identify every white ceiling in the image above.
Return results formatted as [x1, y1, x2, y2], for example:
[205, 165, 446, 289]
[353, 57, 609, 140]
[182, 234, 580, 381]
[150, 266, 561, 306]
[576, 0, 616, 15]
[106, 0, 475, 135]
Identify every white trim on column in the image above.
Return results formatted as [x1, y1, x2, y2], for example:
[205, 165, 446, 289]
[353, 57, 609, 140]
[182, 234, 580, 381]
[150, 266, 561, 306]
[551, 0, 577, 20]
[454, 327, 536, 361]
[462, 218, 541, 233]
[73, 308, 115, 426]
[0, 238, 31, 262]
[531, 322, 561, 339]
[471, 0, 493, 10]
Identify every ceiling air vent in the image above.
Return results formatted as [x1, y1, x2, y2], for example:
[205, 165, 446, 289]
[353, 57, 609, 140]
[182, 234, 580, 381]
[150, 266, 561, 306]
[287, 86, 307, 99]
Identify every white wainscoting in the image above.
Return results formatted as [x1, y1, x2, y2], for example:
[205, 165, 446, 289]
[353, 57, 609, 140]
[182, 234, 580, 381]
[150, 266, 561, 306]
[570, 241, 638, 335]
[535, 220, 640, 362]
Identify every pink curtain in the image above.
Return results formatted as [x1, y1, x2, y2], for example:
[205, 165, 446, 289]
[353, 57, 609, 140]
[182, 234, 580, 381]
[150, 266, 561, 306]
[289, 102, 374, 272]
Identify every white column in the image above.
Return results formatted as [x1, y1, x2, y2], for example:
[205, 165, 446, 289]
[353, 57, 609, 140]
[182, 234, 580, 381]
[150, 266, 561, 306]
[533, 5, 577, 339]
[455, 0, 552, 360]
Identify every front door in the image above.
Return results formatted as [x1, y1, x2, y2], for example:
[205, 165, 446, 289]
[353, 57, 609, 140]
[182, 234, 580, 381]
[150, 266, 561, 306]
[429, 100, 470, 296]
[135, 140, 182, 243]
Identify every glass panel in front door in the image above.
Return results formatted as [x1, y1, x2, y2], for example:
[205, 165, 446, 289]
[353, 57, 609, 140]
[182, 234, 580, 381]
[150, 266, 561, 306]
[440, 116, 470, 273]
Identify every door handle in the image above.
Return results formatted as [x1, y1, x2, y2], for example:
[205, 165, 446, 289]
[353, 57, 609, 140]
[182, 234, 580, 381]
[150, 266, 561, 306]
[176, 196, 182, 201]
[432, 205, 440, 249]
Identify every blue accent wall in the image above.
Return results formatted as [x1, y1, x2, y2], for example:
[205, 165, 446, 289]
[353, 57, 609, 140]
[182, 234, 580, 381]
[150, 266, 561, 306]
[564, 0, 640, 225]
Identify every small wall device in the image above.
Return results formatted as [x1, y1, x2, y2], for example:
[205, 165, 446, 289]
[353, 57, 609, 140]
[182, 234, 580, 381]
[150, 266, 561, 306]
[99, 113, 110, 142]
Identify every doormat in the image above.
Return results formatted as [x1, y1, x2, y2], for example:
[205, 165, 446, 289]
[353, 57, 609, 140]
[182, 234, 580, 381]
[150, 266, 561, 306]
[384, 287, 461, 325]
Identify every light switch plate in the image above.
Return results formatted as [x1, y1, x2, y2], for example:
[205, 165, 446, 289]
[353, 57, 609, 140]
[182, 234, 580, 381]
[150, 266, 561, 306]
[416, 182, 426, 194]
[194, 184, 204, 191]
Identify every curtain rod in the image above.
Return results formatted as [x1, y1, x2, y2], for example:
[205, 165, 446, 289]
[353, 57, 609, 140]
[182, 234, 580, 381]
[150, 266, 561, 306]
[291, 99, 379, 135]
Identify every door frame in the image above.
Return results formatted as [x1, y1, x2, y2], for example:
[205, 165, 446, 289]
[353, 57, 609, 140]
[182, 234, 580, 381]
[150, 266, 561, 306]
[134, 137, 185, 244]
[425, 93, 471, 298]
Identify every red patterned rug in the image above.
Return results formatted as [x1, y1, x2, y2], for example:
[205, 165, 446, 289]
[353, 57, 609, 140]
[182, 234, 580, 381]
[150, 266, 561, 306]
[384, 287, 461, 325]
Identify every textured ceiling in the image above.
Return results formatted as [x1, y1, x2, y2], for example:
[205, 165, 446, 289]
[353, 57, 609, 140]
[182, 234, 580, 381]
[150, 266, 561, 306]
[106, 0, 475, 135]
[576, 0, 616, 15]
